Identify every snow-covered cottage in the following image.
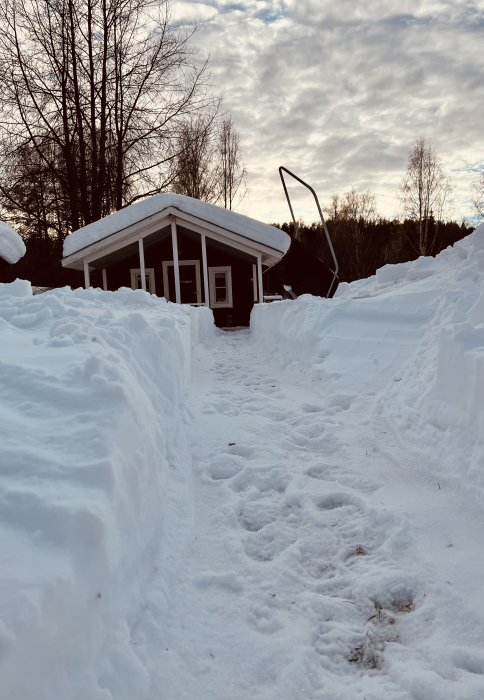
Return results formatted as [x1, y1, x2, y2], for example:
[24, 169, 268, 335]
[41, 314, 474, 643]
[62, 194, 290, 327]
[0, 221, 26, 282]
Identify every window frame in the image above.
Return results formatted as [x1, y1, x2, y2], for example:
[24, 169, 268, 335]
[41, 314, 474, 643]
[130, 267, 156, 294]
[208, 266, 233, 308]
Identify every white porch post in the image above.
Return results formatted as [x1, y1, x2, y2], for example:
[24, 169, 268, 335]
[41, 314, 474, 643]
[171, 217, 181, 304]
[252, 263, 258, 302]
[138, 239, 146, 291]
[257, 254, 264, 303]
[201, 233, 210, 306]
[102, 268, 107, 291]
[83, 260, 91, 289]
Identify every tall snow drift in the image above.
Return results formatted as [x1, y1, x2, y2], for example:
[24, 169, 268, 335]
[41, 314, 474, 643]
[252, 224, 484, 506]
[0, 285, 214, 699]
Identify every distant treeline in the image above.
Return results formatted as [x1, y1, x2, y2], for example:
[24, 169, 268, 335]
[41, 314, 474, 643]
[274, 217, 474, 284]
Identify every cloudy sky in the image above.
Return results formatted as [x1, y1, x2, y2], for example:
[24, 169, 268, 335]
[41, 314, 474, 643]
[172, 0, 484, 224]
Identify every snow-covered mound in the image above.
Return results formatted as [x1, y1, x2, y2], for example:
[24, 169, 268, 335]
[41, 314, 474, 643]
[0, 221, 26, 264]
[0, 284, 213, 699]
[252, 224, 484, 505]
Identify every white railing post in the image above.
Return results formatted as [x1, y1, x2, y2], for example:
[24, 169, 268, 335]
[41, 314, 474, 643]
[252, 263, 257, 301]
[201, 233, 210, 306]
[83, 261, 91, 289]
[138, 239, 146, 291]
[257, 254, 264, 303]
[171, 217, 181, 304]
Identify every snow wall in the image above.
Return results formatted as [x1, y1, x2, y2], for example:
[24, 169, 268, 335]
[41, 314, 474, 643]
[0, 284, 214, 699]
[252, 224, 484, 506]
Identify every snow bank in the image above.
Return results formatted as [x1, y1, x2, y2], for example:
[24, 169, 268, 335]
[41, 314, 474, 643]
[0, 278, 32, 297]
[252, 225, 484, 504]
[0, 285, 214, 699]
[63, 193, 290, 258]
[0, 221, 26, 264]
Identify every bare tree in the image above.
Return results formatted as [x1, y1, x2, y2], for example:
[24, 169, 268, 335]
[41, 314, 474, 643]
[172, 114, 219, 201]
[472, 173, 484, 219]
[340, 188, 377, 222]
[325, 189, 376, 222]
[400, 138, 452, 255]
[216, 116, 246, 210]
[324, 188, 378, 280]
[325, 194, 341, 222]
[173, 114, 246, 209]
[0, 0, 213, 236]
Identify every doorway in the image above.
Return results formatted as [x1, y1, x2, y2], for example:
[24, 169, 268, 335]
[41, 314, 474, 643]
[162, 260, 202, 304]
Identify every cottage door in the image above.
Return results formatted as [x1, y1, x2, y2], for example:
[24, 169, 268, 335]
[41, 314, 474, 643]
[163, 260, 202, 304]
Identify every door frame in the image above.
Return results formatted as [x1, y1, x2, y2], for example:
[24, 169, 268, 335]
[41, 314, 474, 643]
[162, 260, 202, 304]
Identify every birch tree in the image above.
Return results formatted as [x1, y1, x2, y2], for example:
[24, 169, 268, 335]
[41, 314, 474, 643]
[172, 115, 219, 201]
[400, 139, 451, 255]
[172, 114, 246, 209]
[216, 116, 246, 210]
[472, 173, 484, 219]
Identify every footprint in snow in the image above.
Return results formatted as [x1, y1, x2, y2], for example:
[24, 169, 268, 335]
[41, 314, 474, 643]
[301, 402, 324, 413]
[306, 464, 335, 480]
[315, 492, 364, 512]
[238, 499, 280, 532]
[299, 557, 340, 581]
[450, 648, 484, 676]
[224, 444, 255, 458]
[263, 408, 293, 422]
[229, 467, 288, 495]
[243, 522, 297, 562]
[328, 393, 355, 411]
[246, 606, 282, 635]
[306, 464, 378, 494]
[205, 458, 244, 482]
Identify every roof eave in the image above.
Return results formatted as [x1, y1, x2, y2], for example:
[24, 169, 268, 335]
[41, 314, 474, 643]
[63, 206, 288, 270]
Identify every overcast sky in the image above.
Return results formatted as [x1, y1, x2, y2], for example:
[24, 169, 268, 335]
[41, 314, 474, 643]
[172, 0, 484, 225]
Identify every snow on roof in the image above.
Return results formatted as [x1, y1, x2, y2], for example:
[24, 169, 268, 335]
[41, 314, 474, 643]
[0, 221, 26, 264]
[63, 193, 290, 258]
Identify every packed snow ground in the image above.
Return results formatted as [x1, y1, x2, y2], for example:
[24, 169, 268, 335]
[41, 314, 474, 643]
[1, 225, 484, 699]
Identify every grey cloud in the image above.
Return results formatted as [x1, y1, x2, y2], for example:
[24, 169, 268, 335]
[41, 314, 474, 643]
[174, 0, 484, 222]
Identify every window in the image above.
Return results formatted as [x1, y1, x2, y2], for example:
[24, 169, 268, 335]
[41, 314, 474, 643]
[130, 268, 156, 294]
[208, 266, 233, 308]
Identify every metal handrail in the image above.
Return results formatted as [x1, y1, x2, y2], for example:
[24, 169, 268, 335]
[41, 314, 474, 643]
[279, 166, 339, 298]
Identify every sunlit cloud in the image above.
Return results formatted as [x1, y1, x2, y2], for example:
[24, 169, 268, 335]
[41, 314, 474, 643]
[173, 0, 484, 223]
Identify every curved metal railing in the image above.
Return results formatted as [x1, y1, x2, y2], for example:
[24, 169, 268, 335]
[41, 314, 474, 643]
[279, 166, 339, 298]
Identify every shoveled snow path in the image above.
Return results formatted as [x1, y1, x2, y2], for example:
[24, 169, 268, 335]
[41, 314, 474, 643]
[132, 330, 484, 700]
